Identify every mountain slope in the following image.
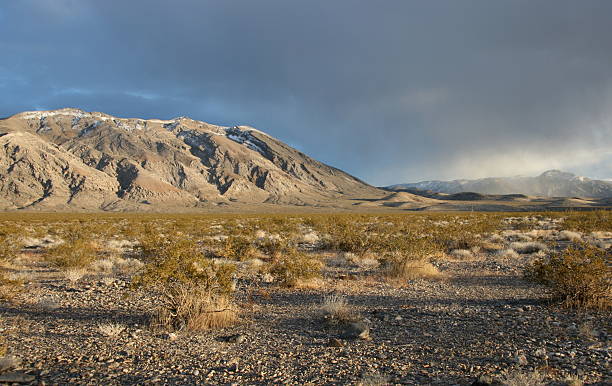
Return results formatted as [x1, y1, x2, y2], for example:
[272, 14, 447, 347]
[0, 108, 381, 210]
[387, 170, 612, 198]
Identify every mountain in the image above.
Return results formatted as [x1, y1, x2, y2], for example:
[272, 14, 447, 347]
[0, 108, 381, 210]
[387, 170, 612, 198]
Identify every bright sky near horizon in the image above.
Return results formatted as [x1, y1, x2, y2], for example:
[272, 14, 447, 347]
[1, 0, 611, 185]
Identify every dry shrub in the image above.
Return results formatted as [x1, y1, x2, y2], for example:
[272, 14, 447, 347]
[562, 210, 610, 232]
[558, 230, 583, 242]
[301, 231, 320, 244]
[134, 232, 235, 293]
[64, 268, 87, 283]
[269, 249, 322, 287]
[499, 370, 546, 386]
[449, 249, 474, 260]
[385, 256, 445, 281]
[0, 232, 23, 300]
[134, 232, 238, 331]
[562, 375, 585, 386]
[151, 284, 237, 332]
[321, 294, 359, 325]
[526, 243, 611, 309]
[255, 235, 288, 258]
[357, 372, 390, 386]
[510, 241, 548, 254]
[98, 322, 126, 337]
[496, 248, 520, 259]
[46, 236, 100, 268]
[487, 234, 505, 243]
[220, 236, 258, 261]
[0, 355, 21, 373]
[90, 256, 144, 275]
[480, 241, 504, 253]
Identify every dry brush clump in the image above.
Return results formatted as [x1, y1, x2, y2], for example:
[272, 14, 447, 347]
[151, 284, 238, 331]
[384, 257, 445, 281]
[320, 294, 360, 325]
[0, 231, 23, 300]
[45, 231, 101, 269]
[134, 232, 238, 332]
[526, 242, 611, 310]
[98, 322, 126, 338]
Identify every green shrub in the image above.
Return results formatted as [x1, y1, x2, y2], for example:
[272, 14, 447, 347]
[46, 236, 100, 268]
[270, 248, 322, 287]
[134, 232, 238, 332]
[526, 243, 611, 309]
[134, 232, 235, 294]
[219, 235, 257, 261]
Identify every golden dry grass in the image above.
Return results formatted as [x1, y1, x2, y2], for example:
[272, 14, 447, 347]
[151, 284, 238, 332]
[385, 258, 446, 281]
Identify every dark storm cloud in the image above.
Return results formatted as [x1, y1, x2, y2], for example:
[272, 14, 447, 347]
[2, 0, 612, 184]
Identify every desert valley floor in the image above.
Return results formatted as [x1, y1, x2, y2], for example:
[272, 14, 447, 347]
[0, 212, 610, 385]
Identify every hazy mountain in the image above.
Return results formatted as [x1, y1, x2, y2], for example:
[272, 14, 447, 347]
[387, 170, 612, 198]
[0, 108, 381, 210]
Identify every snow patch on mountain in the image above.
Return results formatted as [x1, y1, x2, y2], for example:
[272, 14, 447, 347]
[225, 127, 268, 156]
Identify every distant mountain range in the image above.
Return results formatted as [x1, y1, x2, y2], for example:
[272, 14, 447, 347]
[387, 170, 612, 198]
[0, 108, 379, 210]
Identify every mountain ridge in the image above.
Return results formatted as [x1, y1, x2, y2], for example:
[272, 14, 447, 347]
[0, 108, 382, 210]
[387, 170, 612, 198]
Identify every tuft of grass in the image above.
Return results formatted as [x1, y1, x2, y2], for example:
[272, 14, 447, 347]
[526, 243, 611, 309]
[449, 249, 474, 260]
[385, 256, 445, 281]
[498, 370, 546, 386]
[496, 248, 520, 259]
[558, 230, 583, 242]
[98, 322, 126, 337]
[0, 273, 23, 300]
[64, 268, 87, 283]
[357, 372, 390, 386]
[510, 241, 548, 254]
[561, 375, 585, 386]
[151, 284, 238, 332]
[321, 294, 359, 325]
[0, 355, 21, 373]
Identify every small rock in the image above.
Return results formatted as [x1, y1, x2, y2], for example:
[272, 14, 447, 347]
[161, 332, 178, 341]
[261, 273, 274, 283]
[471, 374, 503, 386]
[514, 352, 528, 366]
[327, 338, 344, 347]
[534, 348, 548, 360]
[226, 334, 245, 344]
[341, 321, 371, 340]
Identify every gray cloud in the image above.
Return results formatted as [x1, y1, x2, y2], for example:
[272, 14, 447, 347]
[1, 0, 611, 184]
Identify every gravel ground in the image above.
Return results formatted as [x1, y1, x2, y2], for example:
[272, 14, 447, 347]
[1, 251, 610, 385]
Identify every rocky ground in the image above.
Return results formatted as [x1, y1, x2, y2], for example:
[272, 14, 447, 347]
[1, 247, 610, 385]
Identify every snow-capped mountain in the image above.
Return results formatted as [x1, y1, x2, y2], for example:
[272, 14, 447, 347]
[0, 108, 379, 210]
[387, 170, 612, 198]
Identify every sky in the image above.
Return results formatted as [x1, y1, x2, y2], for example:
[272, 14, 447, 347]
[1, 0, 611, 185]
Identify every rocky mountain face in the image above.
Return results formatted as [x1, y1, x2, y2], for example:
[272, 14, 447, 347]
[387, 170, 612, 198]
[0, 108, 379, 210]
